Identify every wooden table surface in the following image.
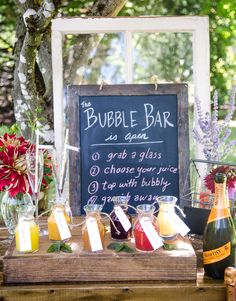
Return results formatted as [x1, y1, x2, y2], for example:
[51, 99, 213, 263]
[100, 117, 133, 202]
[0, 224, 226, 301]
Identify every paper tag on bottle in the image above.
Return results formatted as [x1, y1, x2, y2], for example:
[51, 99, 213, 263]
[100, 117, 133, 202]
[140, 217, 163, 250]
[54, 208, 71, 241]
[86, 217, 103, 252]
[171, 212, 190, 237]
[18, 219, 32, 252]
[114, 206, 131, 232]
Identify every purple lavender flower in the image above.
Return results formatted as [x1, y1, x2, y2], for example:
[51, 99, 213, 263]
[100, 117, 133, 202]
[193, 86, 236, 161]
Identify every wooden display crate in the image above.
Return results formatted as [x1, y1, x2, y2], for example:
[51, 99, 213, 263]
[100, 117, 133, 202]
[3, 230, 197, 284]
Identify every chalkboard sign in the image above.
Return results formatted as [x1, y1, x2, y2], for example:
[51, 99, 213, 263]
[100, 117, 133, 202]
[68, 84, 189, 215]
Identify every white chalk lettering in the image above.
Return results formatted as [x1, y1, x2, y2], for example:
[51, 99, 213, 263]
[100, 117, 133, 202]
[119, 178, 138, 188]
[102, 180, 116, 191]
[135, 166, 156, 179]
[104, 165, 135, 175]
[134, 194, 158, 202]
[125, 132, 149, 143]
[106, 149, 127, 162]
[142, 103, 174, 131]
[141, 177, 171, 192]
[138, 148, 162, 162]
[83, 108, 139, 130]
[156, 166, 178, 175]
[105, 133, 118, 141]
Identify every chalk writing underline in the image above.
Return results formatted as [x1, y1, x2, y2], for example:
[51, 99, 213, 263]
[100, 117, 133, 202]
[91, 141, 164, 146]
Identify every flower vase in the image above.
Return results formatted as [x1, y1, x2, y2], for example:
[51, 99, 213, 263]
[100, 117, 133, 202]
[0, 191, 33, 234]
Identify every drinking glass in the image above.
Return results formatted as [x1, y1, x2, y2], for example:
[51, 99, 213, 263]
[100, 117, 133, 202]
[25, 149, 44, 220]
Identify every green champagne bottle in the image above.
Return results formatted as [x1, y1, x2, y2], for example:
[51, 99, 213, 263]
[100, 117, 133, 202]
[203, 173, 236, 279]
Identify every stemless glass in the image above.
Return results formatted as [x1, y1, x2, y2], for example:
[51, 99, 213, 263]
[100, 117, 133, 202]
[25, 149, 44, 220]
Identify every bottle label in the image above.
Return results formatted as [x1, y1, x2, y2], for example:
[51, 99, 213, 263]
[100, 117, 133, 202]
[54, 208, 71, 241]
[18, 218, 32, 252]
[207, 207, 231, 224]
[203, 241, 231, 265]
[114, 206, 131, 232]
[86, 217, 103, 252]
[170, 212, 190, 237]
[140, 217, 163, 250]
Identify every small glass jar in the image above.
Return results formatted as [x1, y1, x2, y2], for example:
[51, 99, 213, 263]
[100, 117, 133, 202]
[47, 197, 71, 241]
[156, 195, 180, 240]
[157, 195, 186, 240]
[82, 204, 106, 252]
[133, 204, 159, 252]
[110, 196, 132, 241]
[15, 205, 40, 253]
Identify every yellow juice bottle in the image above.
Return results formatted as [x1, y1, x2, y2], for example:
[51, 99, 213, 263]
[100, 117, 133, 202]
[15, 205, 40, 253]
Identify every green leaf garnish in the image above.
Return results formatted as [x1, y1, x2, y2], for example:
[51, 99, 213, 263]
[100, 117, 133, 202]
[107, 242, 121, 250]
[122, 243, 135, 253]
[47, 242, 61, 253]
[115, 243, 125, 252]
[163, 243, 177, 250]
[60, 243, 72, 253]
[107, 242, 135, 253]
[47, 242, 73, 253]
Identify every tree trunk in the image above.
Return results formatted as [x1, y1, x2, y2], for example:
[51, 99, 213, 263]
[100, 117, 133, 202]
[13, 0, 126, 142]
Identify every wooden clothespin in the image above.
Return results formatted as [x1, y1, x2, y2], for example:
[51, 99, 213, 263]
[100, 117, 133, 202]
[99, 80, 108, 91]
[151, 75, 159, 91]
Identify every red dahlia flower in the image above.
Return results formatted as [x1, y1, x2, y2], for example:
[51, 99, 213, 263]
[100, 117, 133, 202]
[0, 133, 32, 197]
[0, 133, 53, 198]
[204, 165, 236, 193]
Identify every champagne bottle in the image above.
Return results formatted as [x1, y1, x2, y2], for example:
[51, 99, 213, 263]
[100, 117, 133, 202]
[203, 173, 236, 279]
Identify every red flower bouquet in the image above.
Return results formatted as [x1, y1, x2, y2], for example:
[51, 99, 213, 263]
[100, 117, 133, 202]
[204, 165, 236, 193]
[0, 133, 52, 198]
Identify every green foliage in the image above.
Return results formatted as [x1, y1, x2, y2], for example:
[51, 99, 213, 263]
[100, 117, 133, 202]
[121, 0, 236, 105]
[0, 124, 21, 136]
[0, 0, 15, 66]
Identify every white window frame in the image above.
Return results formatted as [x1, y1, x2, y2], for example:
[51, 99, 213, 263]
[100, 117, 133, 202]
[51, 16, 210, 163]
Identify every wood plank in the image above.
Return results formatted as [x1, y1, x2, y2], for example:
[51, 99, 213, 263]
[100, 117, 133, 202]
[0, 280, 226, 301]
[3, 232, 196, 283]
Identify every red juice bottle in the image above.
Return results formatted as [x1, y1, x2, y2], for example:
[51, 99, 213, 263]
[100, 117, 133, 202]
[133, 204, 160, 252]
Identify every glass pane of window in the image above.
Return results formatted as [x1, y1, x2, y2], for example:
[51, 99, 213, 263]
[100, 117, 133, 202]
[63, 33, 125, 85]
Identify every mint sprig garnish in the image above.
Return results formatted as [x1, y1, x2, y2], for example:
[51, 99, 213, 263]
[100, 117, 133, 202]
[47, 242, 72, 253]
[107, 242, 135, 253]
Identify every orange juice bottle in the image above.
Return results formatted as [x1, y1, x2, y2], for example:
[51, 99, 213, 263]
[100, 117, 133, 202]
[82, 204, 105, 252]
[48, 197, 71, 241]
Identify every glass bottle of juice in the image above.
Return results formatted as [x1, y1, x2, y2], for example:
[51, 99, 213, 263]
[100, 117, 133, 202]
[110, 196, 132, 240]
[47, 197, 71, 241]
[156, 195, 178, 240]
[15, 205, 40, 253]
[82, 204, 106, 252]
[133, 204, 162, 252]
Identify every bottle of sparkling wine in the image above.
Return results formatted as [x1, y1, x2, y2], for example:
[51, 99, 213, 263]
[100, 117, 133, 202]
[203, 173, 236, 279]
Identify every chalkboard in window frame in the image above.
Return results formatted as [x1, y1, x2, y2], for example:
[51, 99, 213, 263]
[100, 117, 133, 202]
[68, 84, 189, 215]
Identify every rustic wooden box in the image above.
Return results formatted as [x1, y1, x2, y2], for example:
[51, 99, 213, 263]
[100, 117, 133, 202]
[3, 231, 197, 284]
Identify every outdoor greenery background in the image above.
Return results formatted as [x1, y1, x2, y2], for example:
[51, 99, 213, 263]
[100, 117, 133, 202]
[0, 0, 236, 162]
